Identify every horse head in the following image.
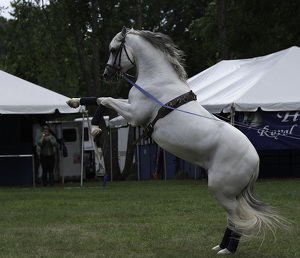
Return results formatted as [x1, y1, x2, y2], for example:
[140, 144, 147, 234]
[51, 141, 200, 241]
[103, 27, 135, 82]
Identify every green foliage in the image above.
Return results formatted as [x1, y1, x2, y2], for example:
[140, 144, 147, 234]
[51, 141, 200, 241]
[190, 0, 300, 66]
[0, 179, 299, 257]
[0, 0, 210, 96]
[1, 0, 300, 93]
[151, 0, 209, 76]
[0, 1, 82, 97]
[231, 0, 300, 57]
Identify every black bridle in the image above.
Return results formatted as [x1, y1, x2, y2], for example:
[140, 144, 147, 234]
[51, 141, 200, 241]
[105, 35, 135, 77]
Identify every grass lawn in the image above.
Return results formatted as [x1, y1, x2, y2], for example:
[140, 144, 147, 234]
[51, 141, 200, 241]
[0, 179, 299, 257]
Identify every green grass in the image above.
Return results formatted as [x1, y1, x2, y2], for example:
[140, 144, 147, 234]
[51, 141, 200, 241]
[0, 179, 299, 257]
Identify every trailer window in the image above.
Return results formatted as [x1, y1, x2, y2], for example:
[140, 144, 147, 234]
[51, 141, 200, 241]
[63, 129, 77, 142]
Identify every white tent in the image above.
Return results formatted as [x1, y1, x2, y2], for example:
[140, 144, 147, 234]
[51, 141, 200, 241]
[0, 70, 80, 114]
[0, 70, 82, 187]
[187, 46, 300, 113]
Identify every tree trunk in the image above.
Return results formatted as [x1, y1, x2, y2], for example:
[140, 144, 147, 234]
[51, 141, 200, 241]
[90, 0, 101, 96]
[111, 128, 121, 180]
[136, 0, 142, 29]
[122, 125, 135, 180]
[69, 14, 93, 96]
[218, 0, 229, 60]
[98, 117, 111, 177]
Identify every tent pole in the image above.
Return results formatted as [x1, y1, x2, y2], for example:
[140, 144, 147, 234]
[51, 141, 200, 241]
[110, 127, 113, 181]
[61, 119, 65, 184]
[80, 107, 85, 187]
[136, 141, 140, 181]
[230, 104, 236, 126]
[32, 154, 36, 188]
[163, 149, 167, 180]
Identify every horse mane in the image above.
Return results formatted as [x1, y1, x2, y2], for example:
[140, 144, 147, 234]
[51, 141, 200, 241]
[127, 29, 188, 82]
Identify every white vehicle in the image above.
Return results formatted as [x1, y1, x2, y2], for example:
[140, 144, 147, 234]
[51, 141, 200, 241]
[108, 115, 129, 172]
[74, 116, 109, 179]
[33, 121, 82, 183]
[34, 115, 129, 183]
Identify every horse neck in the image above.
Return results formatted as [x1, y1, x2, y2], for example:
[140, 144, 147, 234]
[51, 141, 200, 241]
[128, 35, 185, 89]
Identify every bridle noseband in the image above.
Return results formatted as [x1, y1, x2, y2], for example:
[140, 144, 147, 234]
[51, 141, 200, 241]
[105, 35, 135, 77]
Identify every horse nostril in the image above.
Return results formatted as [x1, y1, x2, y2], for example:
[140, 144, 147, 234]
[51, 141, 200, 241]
[103, 72, 112, 81]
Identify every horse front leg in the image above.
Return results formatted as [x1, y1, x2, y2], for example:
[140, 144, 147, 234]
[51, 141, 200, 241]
[98, 97, 139, 127]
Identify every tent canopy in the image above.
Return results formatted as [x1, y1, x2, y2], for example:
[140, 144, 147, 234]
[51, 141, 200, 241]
[188, 46, 300, 113]
[109, 116, 128, 128]
[0, 70, 80, 114]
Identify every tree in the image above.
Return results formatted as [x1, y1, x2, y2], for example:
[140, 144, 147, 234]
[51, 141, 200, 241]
[218, 0, 229, 60]
[141, 0, 209, 76]
[189, 0, 300, 66]
[1, 1, 82, 97]
[0, 16, 8, 61]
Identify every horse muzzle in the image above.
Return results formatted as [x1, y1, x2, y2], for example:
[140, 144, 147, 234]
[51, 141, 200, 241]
[103, 63, 121, 81]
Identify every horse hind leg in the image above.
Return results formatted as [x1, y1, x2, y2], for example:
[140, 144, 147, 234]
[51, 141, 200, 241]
[208, 180, 244, 254]
[210, 195, 242, 254]
[213, 226, 241, 254]
[210, 167, 287, 254]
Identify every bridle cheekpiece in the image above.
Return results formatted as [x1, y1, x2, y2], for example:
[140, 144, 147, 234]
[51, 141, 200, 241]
[105, 34, 135, 79]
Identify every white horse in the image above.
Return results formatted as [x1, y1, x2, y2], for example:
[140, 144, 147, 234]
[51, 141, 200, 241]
[68, 27, 286, 254]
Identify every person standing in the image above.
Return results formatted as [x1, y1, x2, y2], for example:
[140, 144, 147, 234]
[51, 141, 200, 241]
[37, 125, 58, 186]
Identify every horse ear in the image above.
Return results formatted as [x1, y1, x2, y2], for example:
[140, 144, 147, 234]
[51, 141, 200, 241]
[121, 26, 127, 37]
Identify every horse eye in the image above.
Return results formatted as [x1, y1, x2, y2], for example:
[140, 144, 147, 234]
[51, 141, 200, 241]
[110, 48, 116, 54]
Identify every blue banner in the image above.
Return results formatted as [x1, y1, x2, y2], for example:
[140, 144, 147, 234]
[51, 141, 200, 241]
[239, 111, 300, 149]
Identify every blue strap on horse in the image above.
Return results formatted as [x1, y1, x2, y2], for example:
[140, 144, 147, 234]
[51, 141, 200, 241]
[123, 75, 197, 144]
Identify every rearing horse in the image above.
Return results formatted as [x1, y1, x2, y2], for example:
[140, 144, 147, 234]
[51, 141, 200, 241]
[69, 27, 286, 254]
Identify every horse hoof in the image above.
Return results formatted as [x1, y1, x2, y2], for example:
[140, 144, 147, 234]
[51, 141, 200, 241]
[92, 129, 102, 142]
[66, 98, 80, 108]
[217, 248, 233, 255]
[212, 245, 222, 251]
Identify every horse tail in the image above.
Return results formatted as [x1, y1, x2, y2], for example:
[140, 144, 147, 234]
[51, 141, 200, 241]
[228, 162, 288, 240]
